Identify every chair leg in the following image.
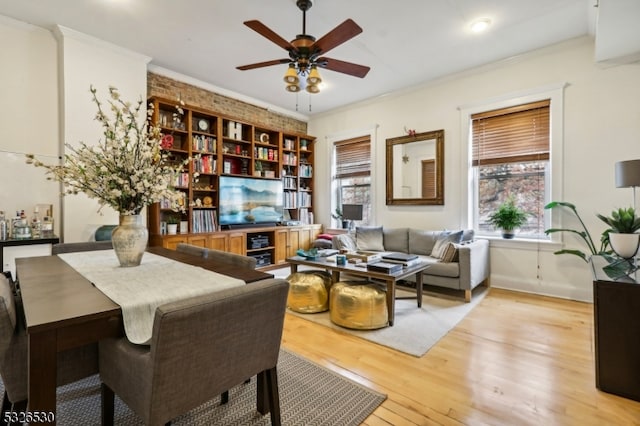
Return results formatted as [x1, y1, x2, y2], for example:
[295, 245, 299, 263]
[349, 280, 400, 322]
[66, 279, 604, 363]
[1, 392, 10, 426]
[256, 371, 269, 415]
[101, 383, 115, 426]
[256, 368, 281, 425]
[221, 377, 251, 405]
[265, 367, 281, 426]
[6, 400, 27, 426]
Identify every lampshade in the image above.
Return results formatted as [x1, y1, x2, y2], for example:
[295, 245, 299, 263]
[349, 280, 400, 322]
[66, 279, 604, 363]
[342, 204, 363, 221]
[307, 66, 322, 85]
[285, 84, 301, 92]
[283, 65, 299, 84]
[615, 159, 640, 188]
[306, 84, 320, 94]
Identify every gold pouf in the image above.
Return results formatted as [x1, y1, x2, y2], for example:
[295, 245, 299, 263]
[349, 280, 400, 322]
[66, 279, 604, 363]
[286, 271, 333, 313]
[330, 281, 389, 330]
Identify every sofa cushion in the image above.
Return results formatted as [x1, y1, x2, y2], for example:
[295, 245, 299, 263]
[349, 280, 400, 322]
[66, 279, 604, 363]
[408, 229, 441, 255]
[439, 242, 459, 263]
[332, 234, 357, 251]
[416, 255, 460, 278]
[383, 228, 409, 253]
[461, 229, 475, 242]
[430, 230, 463, 259]
[356, 226, 385, 251]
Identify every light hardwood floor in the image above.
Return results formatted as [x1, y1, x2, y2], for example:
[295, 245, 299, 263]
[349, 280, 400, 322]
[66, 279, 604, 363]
[281, 288, 640, 425]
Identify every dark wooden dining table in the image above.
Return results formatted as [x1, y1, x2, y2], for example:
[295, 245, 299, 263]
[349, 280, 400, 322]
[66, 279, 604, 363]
[16, 247, 273, 425]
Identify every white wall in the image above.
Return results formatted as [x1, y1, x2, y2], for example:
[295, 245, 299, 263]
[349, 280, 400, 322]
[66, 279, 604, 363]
[0, 16, 60, 232]
[308, 36, 640, 302]
[54, 26, 150, 242]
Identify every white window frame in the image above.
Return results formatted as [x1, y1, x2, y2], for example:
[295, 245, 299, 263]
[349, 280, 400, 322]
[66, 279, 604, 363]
[326, 125, 379, 226]
[459, 83, 566, 243]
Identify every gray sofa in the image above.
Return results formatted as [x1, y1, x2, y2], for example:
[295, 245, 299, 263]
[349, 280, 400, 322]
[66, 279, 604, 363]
[332, 227, 490, 302]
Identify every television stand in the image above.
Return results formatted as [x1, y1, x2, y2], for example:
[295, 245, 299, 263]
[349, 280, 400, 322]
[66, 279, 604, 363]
[223, 222, 277, 230]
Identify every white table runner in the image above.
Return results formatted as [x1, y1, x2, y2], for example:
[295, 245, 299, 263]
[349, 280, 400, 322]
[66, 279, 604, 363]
[58, 250, 246, 344]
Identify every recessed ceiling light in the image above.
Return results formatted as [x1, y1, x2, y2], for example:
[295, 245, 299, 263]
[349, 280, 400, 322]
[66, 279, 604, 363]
[470, 18, 491, 33]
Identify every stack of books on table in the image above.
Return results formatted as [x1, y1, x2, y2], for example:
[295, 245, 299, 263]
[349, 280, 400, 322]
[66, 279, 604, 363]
[381, 252, 422, 268]
[367, 261, 403, 274]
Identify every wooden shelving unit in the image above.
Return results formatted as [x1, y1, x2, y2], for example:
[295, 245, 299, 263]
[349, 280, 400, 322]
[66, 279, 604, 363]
[147, 97, 317, 265]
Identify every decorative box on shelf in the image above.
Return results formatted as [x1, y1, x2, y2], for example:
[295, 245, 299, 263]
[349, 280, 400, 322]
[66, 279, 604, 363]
[346, 251, 382, 264]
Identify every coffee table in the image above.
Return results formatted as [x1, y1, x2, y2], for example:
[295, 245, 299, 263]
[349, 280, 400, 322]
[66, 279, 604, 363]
[287, 256, 430, 326]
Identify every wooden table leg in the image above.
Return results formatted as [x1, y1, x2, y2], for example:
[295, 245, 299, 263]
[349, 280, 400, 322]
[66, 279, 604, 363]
[28, 330, 58, 425]
[290, 264, 298, 273]
[386, 279, 396, 326]
[415, 271, 423, 308]
[331, 271, 340, 283]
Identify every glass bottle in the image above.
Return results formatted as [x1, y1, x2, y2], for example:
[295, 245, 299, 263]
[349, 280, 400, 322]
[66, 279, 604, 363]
[31, 207, 42, 238]
[0, 211, 7, 241]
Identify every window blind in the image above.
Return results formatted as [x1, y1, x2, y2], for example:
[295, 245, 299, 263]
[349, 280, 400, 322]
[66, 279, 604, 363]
[471, 100, 550, 166]
[421, 159, 436, 198]
[334, 136, 371, 178]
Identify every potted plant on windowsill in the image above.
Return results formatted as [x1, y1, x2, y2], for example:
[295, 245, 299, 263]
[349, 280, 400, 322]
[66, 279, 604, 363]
[596, 207, 640, 259]
[331, 208, 348, 229]
[487, 196, 528, 239]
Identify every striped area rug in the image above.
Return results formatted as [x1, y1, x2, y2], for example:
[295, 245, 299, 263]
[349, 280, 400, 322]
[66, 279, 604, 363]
[2, 350, 384, 425]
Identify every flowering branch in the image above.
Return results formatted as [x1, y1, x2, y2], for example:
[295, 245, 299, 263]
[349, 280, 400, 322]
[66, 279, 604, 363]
[27, 85, 188, 215]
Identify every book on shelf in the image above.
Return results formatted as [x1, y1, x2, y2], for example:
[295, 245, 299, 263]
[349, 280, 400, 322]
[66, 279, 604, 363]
[366, 261, 403, 274]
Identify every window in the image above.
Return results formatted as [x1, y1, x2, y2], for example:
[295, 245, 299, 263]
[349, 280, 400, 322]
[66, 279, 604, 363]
[333, 135, 371, 225]
[471, 100, 550, 238]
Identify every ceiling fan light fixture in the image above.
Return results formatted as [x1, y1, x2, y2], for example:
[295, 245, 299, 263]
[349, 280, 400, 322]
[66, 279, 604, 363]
[283, 64, 299, 84]
[306, 84, 320, 94]
[285, 83, 301, 93]
[307, 66, 322, 85]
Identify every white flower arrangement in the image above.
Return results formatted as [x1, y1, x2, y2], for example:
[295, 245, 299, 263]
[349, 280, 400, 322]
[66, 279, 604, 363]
[27, 85, 189, 215]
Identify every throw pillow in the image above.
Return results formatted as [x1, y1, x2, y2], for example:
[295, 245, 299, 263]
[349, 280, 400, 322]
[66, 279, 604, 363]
[356, 226, 385, 251]
[461, 229, 475, 242]
[332, 234, 357, 251]
[439, 242, 459, 263]
[430, 230, 463, 259]
[317, 233, 334, 241]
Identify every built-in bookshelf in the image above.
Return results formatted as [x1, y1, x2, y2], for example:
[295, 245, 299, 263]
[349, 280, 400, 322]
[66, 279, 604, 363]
[147, 97, 315, 242]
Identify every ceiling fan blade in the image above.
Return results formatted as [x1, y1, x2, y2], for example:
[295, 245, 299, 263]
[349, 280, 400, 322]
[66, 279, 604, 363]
[313, 19, 363, 55]
[317, 57, 370, 78]
[237, 58, 291, 71]
[244, 20, 294, 51]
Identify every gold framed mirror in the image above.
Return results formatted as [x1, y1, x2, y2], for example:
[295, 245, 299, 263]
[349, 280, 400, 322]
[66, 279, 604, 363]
[386, 129, 444, 205]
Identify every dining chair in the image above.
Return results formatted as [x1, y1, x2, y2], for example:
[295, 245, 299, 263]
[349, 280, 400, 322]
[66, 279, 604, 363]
[207, 248, 258, 269]
[176, 242, 209, 258]
[99, 278, 289, 426]
[0, 275, 99, 424]
[52, 240, 113, 254]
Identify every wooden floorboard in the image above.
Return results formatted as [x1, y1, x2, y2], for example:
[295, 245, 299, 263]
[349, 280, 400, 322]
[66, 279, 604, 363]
[281, 287, 640, 425]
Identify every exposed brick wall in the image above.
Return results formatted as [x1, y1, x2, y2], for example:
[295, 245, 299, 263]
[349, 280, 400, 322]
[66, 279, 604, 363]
[147, 72, 307, 134]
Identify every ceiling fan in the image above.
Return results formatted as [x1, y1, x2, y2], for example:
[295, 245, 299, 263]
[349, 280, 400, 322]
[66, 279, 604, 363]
[236, 0, 370, 93]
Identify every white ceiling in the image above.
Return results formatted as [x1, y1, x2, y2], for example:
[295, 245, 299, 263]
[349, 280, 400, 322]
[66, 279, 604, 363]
[0, 0, 597, 118]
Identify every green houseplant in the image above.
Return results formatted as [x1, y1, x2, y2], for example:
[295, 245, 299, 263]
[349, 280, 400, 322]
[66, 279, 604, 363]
[596, 207, 640, 258]
[487, 197, 528, 239]
[331, 208, 349, 229]
[544, 201, 610, 263]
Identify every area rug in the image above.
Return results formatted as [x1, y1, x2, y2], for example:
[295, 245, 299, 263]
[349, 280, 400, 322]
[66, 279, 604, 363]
[275, 265, 487, 357]
[1, 350, 385, 425]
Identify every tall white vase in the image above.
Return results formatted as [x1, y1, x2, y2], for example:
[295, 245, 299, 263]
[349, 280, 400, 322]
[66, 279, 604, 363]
[609, 233, 640, 259]
[111, 215, 148, 267]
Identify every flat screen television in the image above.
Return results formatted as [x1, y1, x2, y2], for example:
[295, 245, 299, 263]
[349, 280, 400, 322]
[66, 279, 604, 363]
[218, 175, 283, 228]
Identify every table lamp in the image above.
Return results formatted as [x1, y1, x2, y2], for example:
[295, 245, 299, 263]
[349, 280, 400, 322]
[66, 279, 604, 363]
[615, 159, 640, 208]
[342, 204, 363, 232]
